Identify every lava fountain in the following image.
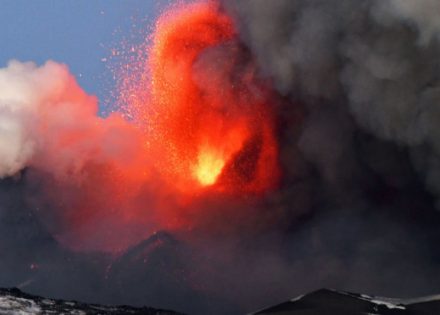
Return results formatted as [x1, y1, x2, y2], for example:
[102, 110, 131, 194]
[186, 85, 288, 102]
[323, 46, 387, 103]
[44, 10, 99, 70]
[26, 1, 281, 253]
[120, 1, 280, 195]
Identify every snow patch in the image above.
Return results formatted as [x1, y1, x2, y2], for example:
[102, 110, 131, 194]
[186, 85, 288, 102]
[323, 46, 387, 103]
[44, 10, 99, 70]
[0, 295, 41, 315]
[370, 299, 406, 310]
[290, 294, 304, 302]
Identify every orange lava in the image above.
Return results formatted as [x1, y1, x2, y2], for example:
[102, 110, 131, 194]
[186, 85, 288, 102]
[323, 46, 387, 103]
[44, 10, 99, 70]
[37, 1, 282, 253]
[122, 1, 280, 195]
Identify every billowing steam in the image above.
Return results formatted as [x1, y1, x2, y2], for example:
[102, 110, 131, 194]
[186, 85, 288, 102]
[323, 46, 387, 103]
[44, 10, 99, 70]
[0, 60, 146, 179]
[2, 1, 440, 315]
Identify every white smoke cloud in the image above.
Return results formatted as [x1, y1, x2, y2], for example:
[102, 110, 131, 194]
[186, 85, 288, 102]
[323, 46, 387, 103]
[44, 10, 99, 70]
[0, 60, 146, 181]
[0, 106, 34, 177]
[0, 60, 60, 177]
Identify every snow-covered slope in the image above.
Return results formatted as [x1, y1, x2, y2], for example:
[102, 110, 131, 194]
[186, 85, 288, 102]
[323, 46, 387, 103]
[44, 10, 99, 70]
[0, 288, 185, 315]
[3, 287, 440, 315]
[250, 289, 440, 315]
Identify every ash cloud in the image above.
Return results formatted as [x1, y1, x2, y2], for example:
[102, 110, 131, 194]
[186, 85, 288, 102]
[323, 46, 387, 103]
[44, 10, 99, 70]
[223, 0, 440, 207]
[218, 0, 440, 311]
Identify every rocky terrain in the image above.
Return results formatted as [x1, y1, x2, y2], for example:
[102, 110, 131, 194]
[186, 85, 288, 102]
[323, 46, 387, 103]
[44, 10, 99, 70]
[0, 288, 185, 315]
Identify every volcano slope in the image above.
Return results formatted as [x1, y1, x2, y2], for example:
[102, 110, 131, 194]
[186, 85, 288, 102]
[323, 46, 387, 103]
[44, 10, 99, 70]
[251, 289, 440, 315]
[0, 288, 185, 315]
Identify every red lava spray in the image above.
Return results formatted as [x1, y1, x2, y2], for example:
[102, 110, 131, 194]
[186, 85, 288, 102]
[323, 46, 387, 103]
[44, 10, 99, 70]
[32, 1, 280, 252]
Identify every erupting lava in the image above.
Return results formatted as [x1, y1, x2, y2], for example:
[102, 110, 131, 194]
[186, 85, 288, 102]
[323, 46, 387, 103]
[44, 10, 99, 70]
[122, 1, 280, 194]
[31, 1, 281, 253]
[194, 149, 225, 186]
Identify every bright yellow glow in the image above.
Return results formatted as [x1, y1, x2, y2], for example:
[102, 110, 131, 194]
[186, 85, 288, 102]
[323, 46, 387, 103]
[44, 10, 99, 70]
[193, 150, 225, 186]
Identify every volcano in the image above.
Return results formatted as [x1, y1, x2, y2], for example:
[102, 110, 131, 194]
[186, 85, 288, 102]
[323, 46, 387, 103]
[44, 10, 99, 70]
[3, 1, 440, 315]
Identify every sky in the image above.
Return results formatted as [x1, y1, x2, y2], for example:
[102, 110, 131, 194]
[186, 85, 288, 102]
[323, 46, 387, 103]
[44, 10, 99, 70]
[0, 0, 169, 111]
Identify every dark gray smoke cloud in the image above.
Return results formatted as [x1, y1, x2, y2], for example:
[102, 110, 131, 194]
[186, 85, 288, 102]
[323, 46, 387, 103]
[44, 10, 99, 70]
[217, 0, 440, 311]
[2, 1, 440, 315]
[223, 0, 440, 207]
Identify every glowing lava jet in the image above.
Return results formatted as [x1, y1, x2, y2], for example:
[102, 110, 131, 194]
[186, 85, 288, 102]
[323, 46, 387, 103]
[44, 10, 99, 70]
[32, 1, 281, 253]
[122, 1, 280, 195]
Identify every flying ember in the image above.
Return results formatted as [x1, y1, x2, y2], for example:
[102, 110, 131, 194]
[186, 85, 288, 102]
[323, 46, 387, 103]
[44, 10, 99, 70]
[121, 1, 280, 195]
[30, 1, 281, 253]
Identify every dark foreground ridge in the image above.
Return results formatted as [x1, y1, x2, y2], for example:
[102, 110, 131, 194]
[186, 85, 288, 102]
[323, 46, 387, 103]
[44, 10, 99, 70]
[0, 288, 185, 315]
[251, 289, 440, 315]
[3, 287, 440, 315]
